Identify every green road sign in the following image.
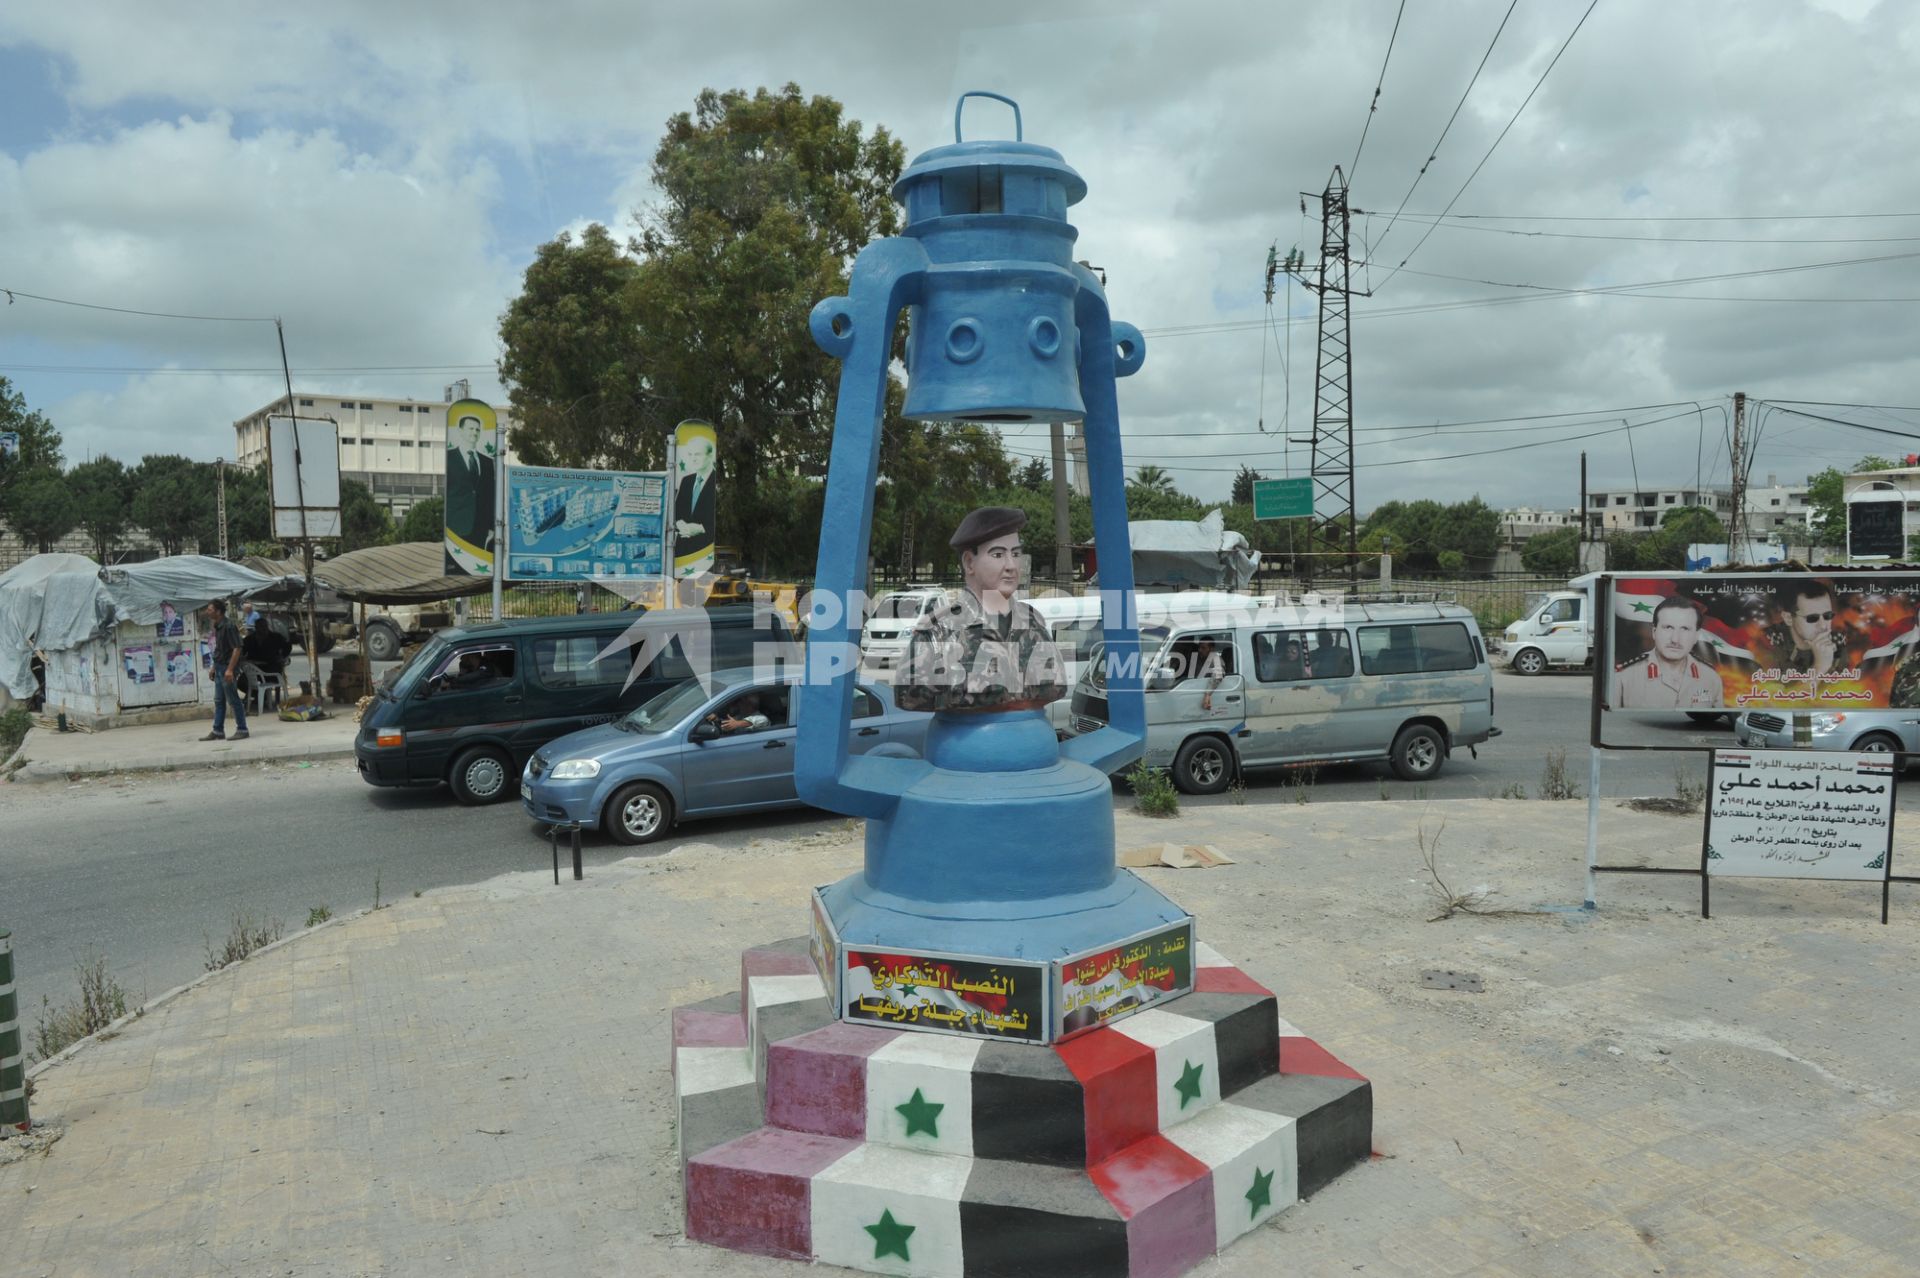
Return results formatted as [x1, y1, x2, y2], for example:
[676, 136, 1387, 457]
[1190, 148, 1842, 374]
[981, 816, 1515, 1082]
[1252, 477, 1313, 520]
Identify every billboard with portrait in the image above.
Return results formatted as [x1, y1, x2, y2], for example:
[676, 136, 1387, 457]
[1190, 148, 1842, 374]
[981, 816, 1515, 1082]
[1607, 572, 1920, 712]
[505, 465, 666, 581]
[443, 399, 499, 577]
[671, 418, 718, 578]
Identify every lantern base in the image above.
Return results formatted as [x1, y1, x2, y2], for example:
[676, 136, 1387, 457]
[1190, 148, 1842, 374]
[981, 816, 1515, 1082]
[673, 935, 1373, 1277]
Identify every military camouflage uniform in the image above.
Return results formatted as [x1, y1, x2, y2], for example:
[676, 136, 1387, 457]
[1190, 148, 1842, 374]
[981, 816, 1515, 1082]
[896, 588, 1068, 713]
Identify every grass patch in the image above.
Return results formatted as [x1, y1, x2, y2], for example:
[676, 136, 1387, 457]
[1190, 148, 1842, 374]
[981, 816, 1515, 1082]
[32, 952, 131, 1062]
[305, 905, 333, 928]
[1538, 748, 1582, 801]
[0, 706, 31, 759]
[204, 913, 284, 972]
[1126, 762, 1180, 818]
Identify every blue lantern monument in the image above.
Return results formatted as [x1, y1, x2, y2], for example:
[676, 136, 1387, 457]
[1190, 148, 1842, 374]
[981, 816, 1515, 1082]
[671, 96, 1372, 1277]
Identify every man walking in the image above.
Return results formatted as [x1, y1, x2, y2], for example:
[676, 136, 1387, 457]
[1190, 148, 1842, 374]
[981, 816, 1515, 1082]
[201, 598, 250, 741]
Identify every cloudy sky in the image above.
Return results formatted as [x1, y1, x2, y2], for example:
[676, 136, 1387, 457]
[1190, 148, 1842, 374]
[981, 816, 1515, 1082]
[4, 0, 1918, 511]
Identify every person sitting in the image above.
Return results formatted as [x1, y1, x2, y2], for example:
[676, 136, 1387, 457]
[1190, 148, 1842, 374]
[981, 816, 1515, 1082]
[443, 652, 497, 689]
[243, 615, 293, 678]
[711, 692, 772, 734]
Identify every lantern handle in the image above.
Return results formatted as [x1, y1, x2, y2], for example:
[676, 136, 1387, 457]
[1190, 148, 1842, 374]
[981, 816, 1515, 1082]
[954, 92, 1021, 143]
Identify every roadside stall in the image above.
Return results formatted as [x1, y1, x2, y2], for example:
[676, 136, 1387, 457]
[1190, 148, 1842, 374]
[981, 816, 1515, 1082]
[0, 554, 293, 727]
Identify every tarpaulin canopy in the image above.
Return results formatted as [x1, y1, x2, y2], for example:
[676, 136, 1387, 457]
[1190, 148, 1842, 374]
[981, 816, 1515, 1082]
[1092, 509, 1259, 591]
[0, 553, 291, 699]
[312, 541, 493, 605]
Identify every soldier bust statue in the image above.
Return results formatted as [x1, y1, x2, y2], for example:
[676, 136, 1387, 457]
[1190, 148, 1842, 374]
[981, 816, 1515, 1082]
[896, 506, 1068, 714]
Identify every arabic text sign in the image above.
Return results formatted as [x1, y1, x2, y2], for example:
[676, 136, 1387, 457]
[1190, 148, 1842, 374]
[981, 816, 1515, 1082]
[1054, 918, 1195, 1041]
[505, 466, 665, 582]
[1708, 749, 1894, 881]
[842, 947, 1048, 1044]
[1607, 571, 1920, 713]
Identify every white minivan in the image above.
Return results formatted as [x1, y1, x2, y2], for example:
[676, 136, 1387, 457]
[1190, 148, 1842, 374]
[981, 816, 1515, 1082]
[860, 587, 947, 670]
[1066, 599, 1499, 793]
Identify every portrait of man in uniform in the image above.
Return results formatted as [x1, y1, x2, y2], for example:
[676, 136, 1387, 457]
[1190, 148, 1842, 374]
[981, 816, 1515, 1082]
[1612, 594, 1724, 709]
[896, 506, 1068, 714]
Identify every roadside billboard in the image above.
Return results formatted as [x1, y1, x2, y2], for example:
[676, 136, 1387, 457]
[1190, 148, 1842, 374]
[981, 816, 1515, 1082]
[505, 466, 666, 581]
[443, 399, 499, 577]
[267, 416, 342, 539]
[672, 418, 718, 578]
[1607, 572, 1920, 712]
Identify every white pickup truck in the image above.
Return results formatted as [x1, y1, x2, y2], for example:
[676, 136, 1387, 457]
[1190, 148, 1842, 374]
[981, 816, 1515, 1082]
[1499, 576, 1597, 675]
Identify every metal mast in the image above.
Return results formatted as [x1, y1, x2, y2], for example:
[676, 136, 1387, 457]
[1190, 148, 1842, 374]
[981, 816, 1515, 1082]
[1286, 167, 1362, 586]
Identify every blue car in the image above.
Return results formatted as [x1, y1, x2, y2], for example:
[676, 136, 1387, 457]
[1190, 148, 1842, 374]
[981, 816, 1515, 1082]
[521, 670, 931, 844]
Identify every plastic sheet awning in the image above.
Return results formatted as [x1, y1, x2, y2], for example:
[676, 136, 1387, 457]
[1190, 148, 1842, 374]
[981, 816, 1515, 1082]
[312, 541, 494, 606]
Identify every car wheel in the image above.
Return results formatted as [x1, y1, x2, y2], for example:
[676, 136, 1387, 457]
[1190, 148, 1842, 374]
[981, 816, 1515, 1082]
[1173, 736, 1234, 796]
[1853, 732, 1902, 757]
[1686, 712, 1728, 726]
[1390, 724, 1447, 782]
[449, 746, 514, 806]
[606, 782, 672, 845]
[1511, 648, 1547, 676]
[366, 621, 401, 663]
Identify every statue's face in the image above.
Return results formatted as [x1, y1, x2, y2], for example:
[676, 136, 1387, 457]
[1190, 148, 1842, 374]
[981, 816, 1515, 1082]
[963, 532, 1024, 598]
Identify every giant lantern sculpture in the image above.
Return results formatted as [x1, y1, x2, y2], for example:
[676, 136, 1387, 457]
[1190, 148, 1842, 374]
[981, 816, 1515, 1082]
[670, 95, 1372, 1277]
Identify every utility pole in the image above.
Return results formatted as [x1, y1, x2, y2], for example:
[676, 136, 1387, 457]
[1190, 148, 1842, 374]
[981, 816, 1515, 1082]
[1050, 420, 1072, 586]
[1579, 451, 1588, 568]
[1282, 167, 1364, 587]
[216, 458, 229, 559]
[1727, 391, 1748, 555]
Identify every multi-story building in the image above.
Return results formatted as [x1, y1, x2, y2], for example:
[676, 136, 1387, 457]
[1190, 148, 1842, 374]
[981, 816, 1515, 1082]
[1585, 487, 1729, 535]
[232, 390, 518, 518]
[1497, 507, 1579, 543]
[1741, 473, 1813, 537]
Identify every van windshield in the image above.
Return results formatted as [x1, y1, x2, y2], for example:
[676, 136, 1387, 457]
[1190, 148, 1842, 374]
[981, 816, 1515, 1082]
[875, 594, 927, 620]
[380, 637, 445, 697]
[621, 677, 712, 733]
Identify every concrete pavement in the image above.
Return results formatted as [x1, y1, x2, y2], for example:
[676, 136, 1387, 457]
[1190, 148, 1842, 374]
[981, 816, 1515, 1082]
[7, 711, 361, 783]
[6, 798, 1920, 1275]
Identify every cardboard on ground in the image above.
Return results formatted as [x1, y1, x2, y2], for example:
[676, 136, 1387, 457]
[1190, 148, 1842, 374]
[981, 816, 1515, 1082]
[1120, 841, 1236, 869]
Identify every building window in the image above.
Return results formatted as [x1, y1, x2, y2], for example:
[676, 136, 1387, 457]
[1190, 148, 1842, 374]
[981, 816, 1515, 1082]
[1664, 495, 1676, 503]
[359, 402, 374, 410]
[1615, 496, 1626, 505]
[340, 436, 356, 445]
[401, 440, 415, 447]
[299, 398, 314, 406]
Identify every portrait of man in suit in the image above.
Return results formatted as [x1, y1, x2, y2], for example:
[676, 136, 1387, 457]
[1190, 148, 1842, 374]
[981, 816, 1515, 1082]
[445, 412, 496, 573]
[672, 423, 717, 576]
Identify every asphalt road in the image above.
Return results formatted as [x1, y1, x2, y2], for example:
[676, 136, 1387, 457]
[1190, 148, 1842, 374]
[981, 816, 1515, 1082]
[3, 666, 1906, 1046]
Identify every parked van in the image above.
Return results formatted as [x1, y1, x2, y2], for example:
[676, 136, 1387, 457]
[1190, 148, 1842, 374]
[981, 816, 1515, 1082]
[354, 606, 795, 805]
[1066, 599, 1498, 793]
[860, 587, 947, 670]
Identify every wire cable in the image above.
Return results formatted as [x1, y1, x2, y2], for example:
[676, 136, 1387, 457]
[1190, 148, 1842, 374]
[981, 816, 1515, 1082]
[1372, 0, 1603, 295]
[1348, 0, 1408, 188]
[0, 287, 277, 324]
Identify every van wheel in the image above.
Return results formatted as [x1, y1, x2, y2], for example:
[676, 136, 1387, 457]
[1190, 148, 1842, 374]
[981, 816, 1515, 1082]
[606, 782, 673, 845]
[450, 746, 514, 805]
[1173, 736, 1234, 795]
[1390, 724, 1446, 782]
[1511, 648, 1546, 676]
[365, 621, 401, 663]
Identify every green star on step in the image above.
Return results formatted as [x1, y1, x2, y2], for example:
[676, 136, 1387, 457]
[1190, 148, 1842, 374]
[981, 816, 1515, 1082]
[865, 1208, 915, 1261]
[1173, 1059, 1205, 1109]
[1246, 1166, 1275, 1219]
[895, 1087, 944, 1138]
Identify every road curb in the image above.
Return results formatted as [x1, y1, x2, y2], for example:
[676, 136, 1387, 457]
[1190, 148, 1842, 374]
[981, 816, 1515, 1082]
[8, 741, 357, 784]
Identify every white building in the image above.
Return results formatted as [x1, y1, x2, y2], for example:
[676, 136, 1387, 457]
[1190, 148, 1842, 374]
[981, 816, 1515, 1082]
[1741, 473, 1813, 537]
[1498, 507, 1578, 543]
[1586, 486, 1729, 534]
[233, 391, 518, 518]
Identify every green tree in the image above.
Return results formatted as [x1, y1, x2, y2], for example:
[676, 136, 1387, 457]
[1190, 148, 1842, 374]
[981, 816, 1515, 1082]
[220, 466, 272, 554]
[498, 85, 907, 568]
[1231, 465, 1262, 506]
[1019, 457, 1050, 493]
[66, 457, 132, 561]
[339, 479, 395, 552]
[0, 376, 63, 525]
[9, 468, 78, 552]
[1360, 497, 1501, 574]
[1659, 504, 1725, 545]
[1520, 527, 1580, 577]
[129, 455, 206, 555]
[1131, 465, 1176, 496]
[873, 423, 1015, 577]
[1805, 456, 1898, 549]
[395, 496, 446, 545]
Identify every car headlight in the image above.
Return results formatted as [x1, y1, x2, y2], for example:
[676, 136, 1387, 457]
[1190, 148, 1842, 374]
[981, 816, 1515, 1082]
[549, 759, 601, 780]
[1809, 714, 1848, 733]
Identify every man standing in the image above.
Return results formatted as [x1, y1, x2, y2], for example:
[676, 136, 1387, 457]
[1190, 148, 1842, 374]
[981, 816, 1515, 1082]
[201, 598, 250, 741]
[1612, 595, 1724, 709]
[898, 507, 1066, 713]
[444, 414, 496, 573]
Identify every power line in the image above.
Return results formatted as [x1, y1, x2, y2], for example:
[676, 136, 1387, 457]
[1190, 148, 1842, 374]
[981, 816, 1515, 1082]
[0, 287, 276, 324]
[1372, 0, 1603, 295]
[1363, 0, 1517, 262]
[1359, 212, 1920, 246]
[1402, 210, 1920, 223]
[0, 363, 494, 375]
[1347, 0, 1409, 187]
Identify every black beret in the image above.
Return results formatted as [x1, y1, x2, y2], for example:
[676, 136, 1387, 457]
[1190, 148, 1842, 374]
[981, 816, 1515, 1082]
[949, 506, 1028, 551]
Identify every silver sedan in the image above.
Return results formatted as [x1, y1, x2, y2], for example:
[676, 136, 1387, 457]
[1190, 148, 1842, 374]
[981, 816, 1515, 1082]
[1734, 708, 1920, 765]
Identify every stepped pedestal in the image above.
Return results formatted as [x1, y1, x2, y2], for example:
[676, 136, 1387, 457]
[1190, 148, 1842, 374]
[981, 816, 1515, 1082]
[673, 937, 1372, 1277]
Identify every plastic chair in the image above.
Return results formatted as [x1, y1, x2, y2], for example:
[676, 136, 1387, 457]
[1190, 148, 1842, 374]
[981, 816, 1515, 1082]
[246, 668, 285, 715]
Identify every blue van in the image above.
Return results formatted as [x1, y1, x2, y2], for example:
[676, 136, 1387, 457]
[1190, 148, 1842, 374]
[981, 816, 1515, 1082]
[353, 606, 794, 804]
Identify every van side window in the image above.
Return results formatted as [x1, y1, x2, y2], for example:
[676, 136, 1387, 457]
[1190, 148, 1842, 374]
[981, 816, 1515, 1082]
[1160, 632, 1234, 684]
[431, 644, 516, 689]
[854, 686, 882, 718]
[1545, 598, 1581, 624]
[1358, 623, 1477, 675]
[532, 636, 630, 689]
[1254, 629, 1353, 681]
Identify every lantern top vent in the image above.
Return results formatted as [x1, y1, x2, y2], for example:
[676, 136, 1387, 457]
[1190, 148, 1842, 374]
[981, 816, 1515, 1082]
[894, 92, 1087, 225]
